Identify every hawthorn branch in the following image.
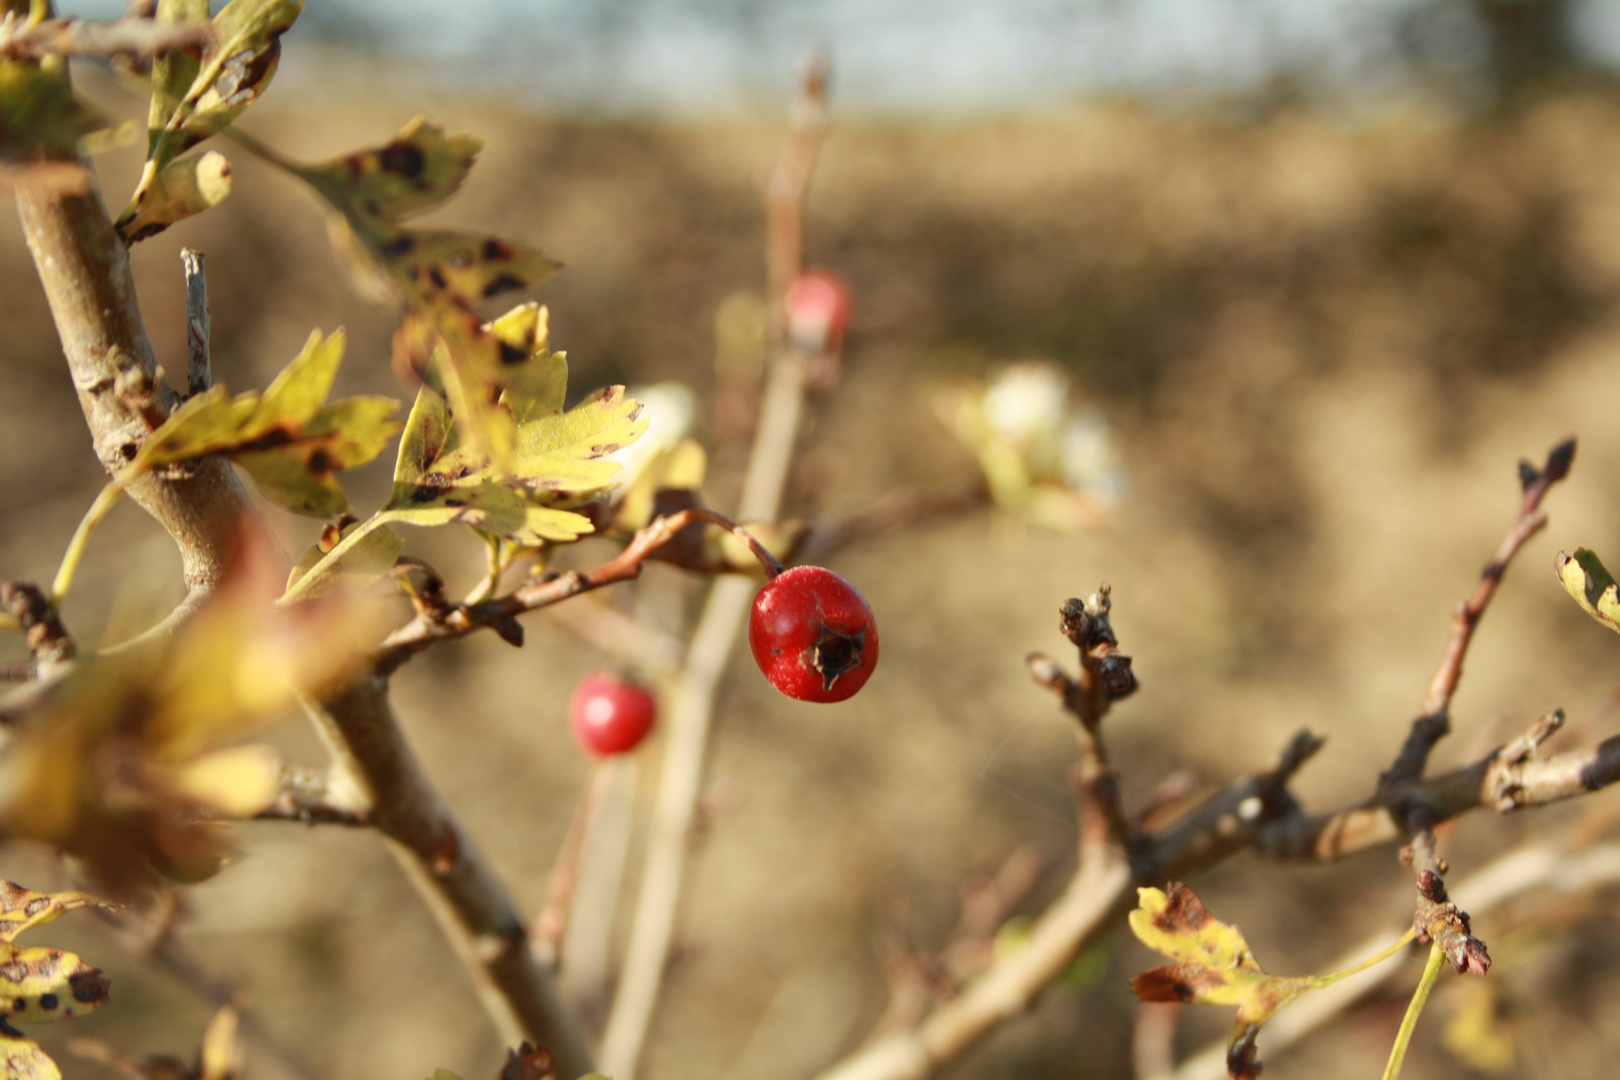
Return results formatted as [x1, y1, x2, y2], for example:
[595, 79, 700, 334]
[11, 65, 594, 1077]
[371, 508, 773, 678]
[1382, 438, 1574, 786]
[0, 11, 210, 61]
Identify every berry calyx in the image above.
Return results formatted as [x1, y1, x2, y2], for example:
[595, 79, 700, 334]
[749, 565, 878, 703]
[569, 671, 657, 756]
[785, 270, 852, 354]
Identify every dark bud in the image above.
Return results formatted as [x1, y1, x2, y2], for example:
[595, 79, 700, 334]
[492, 617, 525, 648]
[1096, 653, 1138, 700]
[1545, 437, 1577, 483]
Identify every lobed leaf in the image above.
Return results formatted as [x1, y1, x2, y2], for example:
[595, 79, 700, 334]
[1556, 548, 1620, 634]
[130, 329, 401, 518]
[0, 1027, 58, 1080]
[1129, 884, 1310, 1025]
[297, 115, 483, 226]
[381, 377, 644, 546]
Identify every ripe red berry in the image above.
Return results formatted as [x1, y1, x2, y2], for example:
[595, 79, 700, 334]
[749, 565, 878, 703]
[785, 270, 852, 354]
[569, 671, 657, 756]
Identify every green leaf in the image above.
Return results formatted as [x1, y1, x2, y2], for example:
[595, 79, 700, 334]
[129, 329, 402, 518]
[1556, 548, 1620, 634]
[127, 0, 301, 220]
[147, 0, 210, 137]
[115, 148, 231, 244]
[282, 518, 403, 604]
[297, 115, 483, 226]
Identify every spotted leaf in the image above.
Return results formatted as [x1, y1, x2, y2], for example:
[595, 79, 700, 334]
[0, 946, 109, 1023]
[297, 116, 482, 227]
[0, 884, 115, 945]
[129, 329, 401, 517]
[377, 373, 644, 546]
[282, 518, 404, 604]
[1556, 548, 1620, 635]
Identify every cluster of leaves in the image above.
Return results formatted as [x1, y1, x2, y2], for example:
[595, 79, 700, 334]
[0, 881, 117, 1080]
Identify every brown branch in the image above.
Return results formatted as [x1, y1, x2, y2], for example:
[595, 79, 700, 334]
[0, 12, 210, 61]
[372, 508, 769, 677]
[598, 54, 832, 1080]
[0, 579, 75, 669]
[532, 757, 616, 969]
[304, 676, 594, 1076]
[252, 765, 371, 827]
[1382, 438, 1574, 786]
[798, 475, 991, 562]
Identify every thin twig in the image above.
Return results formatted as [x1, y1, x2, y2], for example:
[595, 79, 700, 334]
[372, 508, 773, 677]
[532, 757, 617, 968]
[1383, 439, 1574, 785]
[598, 53, 831, 1080]
[182, 247, 209, 398]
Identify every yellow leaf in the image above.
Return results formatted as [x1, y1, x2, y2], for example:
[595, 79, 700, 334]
[283, 518, 404, 604]
[173, 745, 282, 817]
[200, 1004, 241, 1080]
[0, 1027, 58, 1080]
[0, 884, 115, 944]
[297, 115, 482, 227]
[1556, 548, 1620, 634]
[128, 329, 401, 518]
[0, 944, 109, 1022]
[1129, 884, 1310, 1025]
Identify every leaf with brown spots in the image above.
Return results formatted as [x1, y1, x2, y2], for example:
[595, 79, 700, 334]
[0, 884, 115, 945]
[138, 0, 301, 173]
[1556, 548, 1620, 635]
[127, 329, 401, 517]
[296, 116, 483, 228]
[285, 117, 560, 464]
[0, 882, 117, 1080]
[1130, 885, 1314, 1079]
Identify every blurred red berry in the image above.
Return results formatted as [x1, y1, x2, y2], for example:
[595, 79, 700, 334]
[569, 671, 657, 756]
[785, 270, 852, 353]
[749, 565, 878, 703]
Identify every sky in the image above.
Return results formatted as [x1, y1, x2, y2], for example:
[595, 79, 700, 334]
[66, 0, 1620, 116]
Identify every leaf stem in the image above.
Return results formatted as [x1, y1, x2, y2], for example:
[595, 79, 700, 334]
[1381, 942, 1445, 1080]
[1313, 928, 1417, 987]
[50, 480, 125, 604]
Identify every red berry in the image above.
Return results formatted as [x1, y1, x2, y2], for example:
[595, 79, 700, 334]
[785, 270, 852, 354]
[569, 671, 657, 756]
[749, 565, 878, 703]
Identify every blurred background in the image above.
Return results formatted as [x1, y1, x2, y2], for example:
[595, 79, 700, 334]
[8, 1, 1620, 1078]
